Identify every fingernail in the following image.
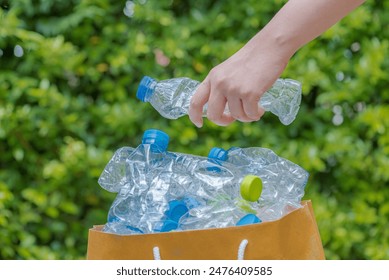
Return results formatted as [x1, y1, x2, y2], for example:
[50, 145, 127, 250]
[195, 121, 203, 128]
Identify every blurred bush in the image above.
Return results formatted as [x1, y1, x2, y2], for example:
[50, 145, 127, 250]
[0, 0, 388, 259]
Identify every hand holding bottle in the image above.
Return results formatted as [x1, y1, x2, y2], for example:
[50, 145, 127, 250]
[189, 41, 291, 127]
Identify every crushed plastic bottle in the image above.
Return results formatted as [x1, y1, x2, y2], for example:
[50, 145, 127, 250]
[98, 129, 172, 234]
[179, 195, 262, 231]
[175, 150, 263, 230]
[179, 200, 251, 230]
[146, 149, 264, 231]
[98, 129, 170, 193]
[208, 146, 309, 221]
[136, 76, 302, 125]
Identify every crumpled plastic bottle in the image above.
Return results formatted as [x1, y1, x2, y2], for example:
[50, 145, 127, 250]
[139, 149, 264, 232]
[136, 76, 302, 125]
[99, 129, 172, 234]
[207, 146, 309, 221]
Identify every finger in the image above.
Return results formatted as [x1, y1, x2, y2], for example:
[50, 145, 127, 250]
[213, 110, 236, 126]
[226, 96, 254, 122]
[242, 96, 265, 121]
[189, 79, 211, 128]
[206, 89, 235, 126]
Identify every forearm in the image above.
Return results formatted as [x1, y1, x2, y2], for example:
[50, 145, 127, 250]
[246, 0, 366, 60]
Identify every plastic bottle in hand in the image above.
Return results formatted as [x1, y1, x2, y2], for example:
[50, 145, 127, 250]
[136, 76, 302, 125]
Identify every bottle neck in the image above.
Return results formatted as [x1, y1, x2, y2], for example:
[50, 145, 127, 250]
[144, 80, 157, 102]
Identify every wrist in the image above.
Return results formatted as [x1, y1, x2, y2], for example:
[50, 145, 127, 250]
[251, 26, 299, 62]
[239, 28, 294, 76]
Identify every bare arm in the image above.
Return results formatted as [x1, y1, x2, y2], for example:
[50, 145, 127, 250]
[189, 0, 366, 127]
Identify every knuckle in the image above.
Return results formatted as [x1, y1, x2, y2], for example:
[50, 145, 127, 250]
[208, 67, 219, 78]
[230, 112, 243, 120]
[234, 115, 251, 122]
[206, 112, 218, 122]
[238, 91, 251, 99]
[190, 99, 201, 108]
[210, 72, 229, 89]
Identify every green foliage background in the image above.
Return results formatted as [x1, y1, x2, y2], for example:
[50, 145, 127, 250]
[0, 0, 388, 259]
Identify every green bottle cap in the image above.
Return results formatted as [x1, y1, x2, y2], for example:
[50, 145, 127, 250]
[240, 175, 263, 202]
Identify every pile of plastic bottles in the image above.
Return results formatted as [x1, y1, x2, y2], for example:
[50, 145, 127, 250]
[98, 129, 309, 235]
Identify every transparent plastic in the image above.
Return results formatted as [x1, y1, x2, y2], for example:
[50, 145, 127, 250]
[209, 147, 309, 221]
[98, 130, 309, 235]
[136, 76, 302, 125]
[99, 144, 262, 234]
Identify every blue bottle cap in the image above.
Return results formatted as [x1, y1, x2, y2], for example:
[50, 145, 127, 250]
[158, 220, 179, 232]
[136, 76, 157, 102]
[208, 147, 228, 161]
[236, 214, 262, 226]
[142, 129, 170, 152]
[166, 200, 189, 223]
[207, 147, 228, 172]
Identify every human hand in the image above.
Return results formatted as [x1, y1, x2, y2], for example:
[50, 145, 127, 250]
[189, 0, 365, 128]
[188, 38, 290, 128]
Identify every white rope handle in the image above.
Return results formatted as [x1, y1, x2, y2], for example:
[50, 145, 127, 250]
[237, 239, 249, 260]
[152, 239, 249, 260]
[153, 246, 161, 260]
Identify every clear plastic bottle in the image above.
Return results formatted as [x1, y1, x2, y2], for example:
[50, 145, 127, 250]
[98, 129, 171, 234]
[179, 199, 261, 231]
[166, 150, 264, 203]
[168, 151, 263, 231]
[149, 148, 263, 203]
[153, 198, 201, 232]
[208, 147, 309, 221]
[136, 76, 302, 125]
[98, 129, 170, 193]
[143, 150, 263, 232]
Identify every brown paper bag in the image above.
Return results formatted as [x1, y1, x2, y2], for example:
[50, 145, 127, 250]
[87, 200, 325, 260]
